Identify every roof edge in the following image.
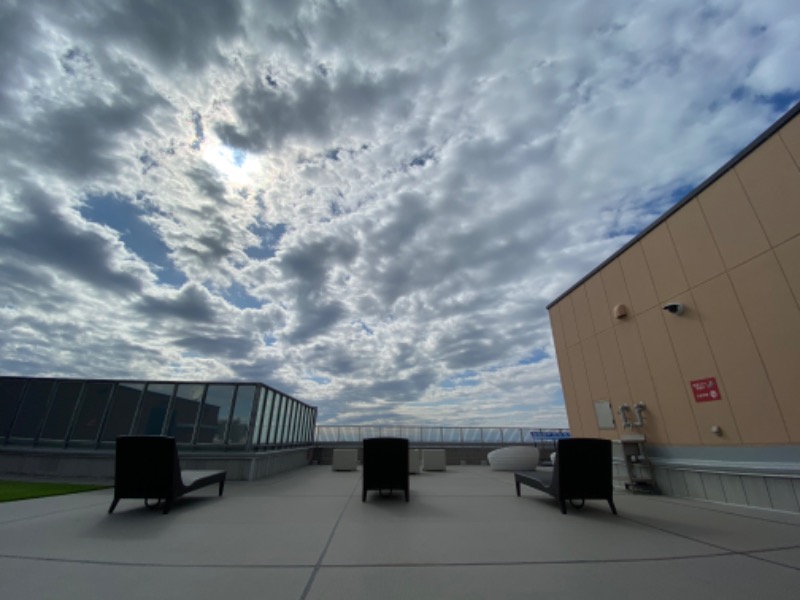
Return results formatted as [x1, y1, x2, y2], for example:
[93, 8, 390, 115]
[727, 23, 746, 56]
[546, 99, 800, 310]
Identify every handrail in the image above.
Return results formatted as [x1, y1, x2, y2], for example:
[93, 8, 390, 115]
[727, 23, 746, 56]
[314, 425, 570, 445]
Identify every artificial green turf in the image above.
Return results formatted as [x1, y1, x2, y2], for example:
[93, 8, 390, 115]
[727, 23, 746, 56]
[0, 480, 108, 503]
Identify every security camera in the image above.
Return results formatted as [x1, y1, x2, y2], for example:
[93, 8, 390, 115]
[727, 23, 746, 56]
[662, 303, 684, 315]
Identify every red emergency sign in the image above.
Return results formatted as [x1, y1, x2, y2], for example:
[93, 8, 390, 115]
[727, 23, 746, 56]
[690, 377, 721, 402]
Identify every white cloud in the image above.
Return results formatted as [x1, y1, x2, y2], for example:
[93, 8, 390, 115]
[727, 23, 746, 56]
[1, 0, 798, 427]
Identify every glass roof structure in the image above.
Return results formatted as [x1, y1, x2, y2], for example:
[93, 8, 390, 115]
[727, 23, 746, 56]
[0, 376, 317, 451]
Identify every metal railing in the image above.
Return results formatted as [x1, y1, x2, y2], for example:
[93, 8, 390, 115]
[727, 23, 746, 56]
[314, 425, 570, 445]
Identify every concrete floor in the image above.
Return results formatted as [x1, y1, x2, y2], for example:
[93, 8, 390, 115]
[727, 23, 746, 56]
[1, 465, 799, 599]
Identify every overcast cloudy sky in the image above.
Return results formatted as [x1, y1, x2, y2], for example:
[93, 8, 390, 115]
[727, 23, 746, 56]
[1, 1, 798, 427]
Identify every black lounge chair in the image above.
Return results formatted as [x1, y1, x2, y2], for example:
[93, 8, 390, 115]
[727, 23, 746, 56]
[108, 436, 226, 514]
[362, 437, 410, 502]
[514, 438, 617, 515]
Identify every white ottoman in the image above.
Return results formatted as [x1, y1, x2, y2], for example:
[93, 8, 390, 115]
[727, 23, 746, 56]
[422, 449, 447, 471]
[409, 449, 421, 474]
[487, 446, 540, 471]
[332, 448, 358, 471]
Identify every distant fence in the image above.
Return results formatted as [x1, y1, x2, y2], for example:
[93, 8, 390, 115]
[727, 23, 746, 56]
[314, 426, 570, 446]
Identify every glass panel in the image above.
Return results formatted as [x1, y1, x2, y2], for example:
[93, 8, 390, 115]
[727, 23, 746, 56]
[482, 428, 502, 444]
[285, 399, 296, 444]
[227, 385, 255, 445]
[166, 384, 205, 443]
[502, 428, 522, 443]
[253, 387, 266, 446]
[381, 426, 404, 438]
[287, 401, 298, 443]
[302, 407, 310, 442]
[420, 427, 442, 443]
[442, 428, 461, 443]
[70, 382, 113, 442]
[360, 426, 382, 442]
[462, 428, 482, 444]
[10, 379, 54, 438]
[337, 425, 349, 442]
[272, 394, 286, 445]
[280, 396, 291, 443]
[133, 383, 174, 435]
[296, 407, 306, 443]
[282, 400, 293, 444]
[0, 379, 28, 439]
[303, 410, 310, 441]
[297, 405, 307, 442]
[406, 427, 422, 443]
[101, 383, 144, 441]
[293, 403, 303, 443]
[315, 425, 335, 443]
[335, 425, 346, 443]
[196, 384, 234, 444]
[259, 389, 275, 444]
[309, 410, 317, 443]
[40, 381, 83, 441]
[306, 409, 315, 442]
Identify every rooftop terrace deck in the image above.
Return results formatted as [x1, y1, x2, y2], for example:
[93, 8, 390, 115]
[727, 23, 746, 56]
[1, 465, 799, 599]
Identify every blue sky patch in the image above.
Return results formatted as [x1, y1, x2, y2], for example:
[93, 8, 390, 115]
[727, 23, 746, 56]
[656, 182, 697, 213]
[518, 348, 549, 365]
[223, 281, 263, 310]
[606, 183, 697, 239]
[730, 87, 800, 115]
[439, 370, 480, 389]
[606, 222, 641, 239]
[245, 222, 286, 260]
[80, 194, 186, 287]
[231, 148, 247, 167]
[757, 90, 800, 114]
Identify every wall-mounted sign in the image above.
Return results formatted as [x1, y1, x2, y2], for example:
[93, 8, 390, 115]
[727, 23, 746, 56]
[593, 401, 616, 429]
[690, 377, 721, 403]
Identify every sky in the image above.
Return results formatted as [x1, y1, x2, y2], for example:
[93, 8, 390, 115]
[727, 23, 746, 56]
[1, 0, 799, 428]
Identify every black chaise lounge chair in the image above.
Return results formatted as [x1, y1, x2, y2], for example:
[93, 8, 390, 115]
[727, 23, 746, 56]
[108, 436, 226, 515]
[362, 437, 410, 502]
[514, 438, 617, 515]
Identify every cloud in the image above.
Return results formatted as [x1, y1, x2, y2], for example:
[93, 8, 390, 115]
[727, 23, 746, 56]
[0, 37, 169, 184]
[0, 4, 47, 117]
[215, 66, 417, 152]
[0, 184, 145, 294]
[173, 334, 256, 360]
[137, 284, 217, 322]
[69, 0, 244, 72]
[1, 0, 799, 428]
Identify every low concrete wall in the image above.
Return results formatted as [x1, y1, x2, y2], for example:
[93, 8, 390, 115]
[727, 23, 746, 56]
[1, 444, 557, 482]
[650, 466, 800, 513]
[0, 446, 314, 483]
[612, 443, 800, 513]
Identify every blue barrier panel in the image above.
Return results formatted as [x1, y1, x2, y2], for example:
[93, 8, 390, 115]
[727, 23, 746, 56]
[529, 430, 571, 442]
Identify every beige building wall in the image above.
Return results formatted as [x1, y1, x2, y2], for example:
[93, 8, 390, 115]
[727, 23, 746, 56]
[548, 106, 800, 454]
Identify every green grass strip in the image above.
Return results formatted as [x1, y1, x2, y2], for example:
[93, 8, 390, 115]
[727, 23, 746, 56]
[0, 480, 108, 503]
